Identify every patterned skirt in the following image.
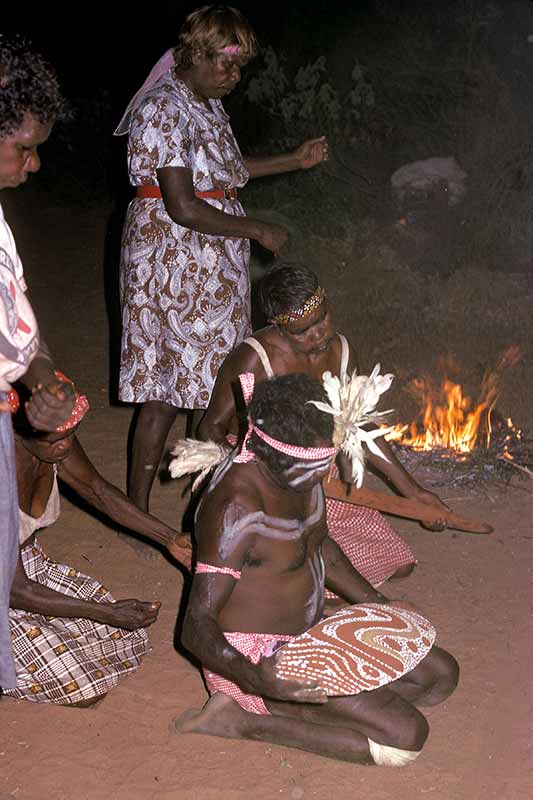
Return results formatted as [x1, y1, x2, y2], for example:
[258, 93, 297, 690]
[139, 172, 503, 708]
[325, 499, 416, 598]
[4, 539, 149, 704]
[119, 199, 251, 409]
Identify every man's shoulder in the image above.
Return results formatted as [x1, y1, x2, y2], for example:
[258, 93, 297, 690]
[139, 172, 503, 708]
[202, 460, 261, 508]
[197, 463, 264, 538]
[256, 326, 292, 360]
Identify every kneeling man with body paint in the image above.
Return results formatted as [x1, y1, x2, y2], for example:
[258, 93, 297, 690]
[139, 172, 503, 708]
[176, 373, 458, 765]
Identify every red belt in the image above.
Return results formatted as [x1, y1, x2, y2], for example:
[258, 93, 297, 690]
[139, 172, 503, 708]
[135, 185, 237, 200]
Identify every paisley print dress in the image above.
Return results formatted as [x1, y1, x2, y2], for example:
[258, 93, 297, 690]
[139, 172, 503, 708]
[119, 71, 251, 409]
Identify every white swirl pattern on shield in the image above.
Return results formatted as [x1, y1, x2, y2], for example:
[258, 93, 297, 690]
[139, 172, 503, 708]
[275, 603, 436, 696]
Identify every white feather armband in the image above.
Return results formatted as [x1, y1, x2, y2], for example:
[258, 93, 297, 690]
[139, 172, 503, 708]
[168, 439, 230, 491]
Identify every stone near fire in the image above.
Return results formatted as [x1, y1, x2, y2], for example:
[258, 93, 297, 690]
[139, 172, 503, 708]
[391, 156, 468, 208]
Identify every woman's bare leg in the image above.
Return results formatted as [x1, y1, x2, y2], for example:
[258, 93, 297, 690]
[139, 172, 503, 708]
[128, 400, 179, 512]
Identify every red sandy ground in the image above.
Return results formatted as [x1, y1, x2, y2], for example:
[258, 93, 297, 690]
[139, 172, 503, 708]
[0, 194, 531, 800]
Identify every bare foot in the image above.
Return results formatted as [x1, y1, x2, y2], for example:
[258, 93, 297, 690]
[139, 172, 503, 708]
[172, 693, 250, 739]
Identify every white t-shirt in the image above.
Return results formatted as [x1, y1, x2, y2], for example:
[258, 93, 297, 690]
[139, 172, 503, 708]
[0, 201, 39, 390]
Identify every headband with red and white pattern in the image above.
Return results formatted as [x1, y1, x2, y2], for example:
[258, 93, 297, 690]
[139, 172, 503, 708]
[233, 372, 337, 464]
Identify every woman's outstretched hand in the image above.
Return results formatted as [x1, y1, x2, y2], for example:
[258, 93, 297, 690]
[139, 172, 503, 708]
[293, 136, 329, 170]
[104, 599, 161, 630]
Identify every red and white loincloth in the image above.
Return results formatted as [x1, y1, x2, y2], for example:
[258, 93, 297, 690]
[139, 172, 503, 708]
[203, 631, 295, 715]
[325, 498, 416, 598]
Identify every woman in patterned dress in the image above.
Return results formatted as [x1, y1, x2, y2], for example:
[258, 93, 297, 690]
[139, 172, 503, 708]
[115, 5, 329, 512]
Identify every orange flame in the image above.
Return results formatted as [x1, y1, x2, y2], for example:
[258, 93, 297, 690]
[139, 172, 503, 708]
[386, 346, 522, 453]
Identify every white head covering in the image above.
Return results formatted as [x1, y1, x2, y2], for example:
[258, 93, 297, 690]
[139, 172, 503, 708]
[113, 48, 175, 136]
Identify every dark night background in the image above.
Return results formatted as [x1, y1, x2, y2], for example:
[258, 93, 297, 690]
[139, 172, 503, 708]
[4, 2, 371, 104]
[4, 0, 533, 373]
[3, 1, 533, 191]
[5, 1, 533, 191]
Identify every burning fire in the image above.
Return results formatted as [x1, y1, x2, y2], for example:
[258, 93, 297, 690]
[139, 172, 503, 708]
[386, 347, 522, 454]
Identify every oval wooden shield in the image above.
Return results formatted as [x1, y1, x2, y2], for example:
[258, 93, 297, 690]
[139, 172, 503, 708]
[275, 603, 436, 697]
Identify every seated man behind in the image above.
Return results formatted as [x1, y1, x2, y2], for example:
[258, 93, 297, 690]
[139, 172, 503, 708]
[198, 263, 449, 592]
[178, 373, 458, 765]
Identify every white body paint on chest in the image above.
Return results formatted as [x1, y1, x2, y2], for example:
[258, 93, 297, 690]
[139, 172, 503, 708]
[218, 485, 325, 560]
[303, 548, 326, 627]
[285, 456, 334, 488]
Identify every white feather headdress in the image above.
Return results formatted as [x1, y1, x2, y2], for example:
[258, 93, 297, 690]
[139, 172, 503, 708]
[168, 365, 394, 490]
[308, 364, 395, 487]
